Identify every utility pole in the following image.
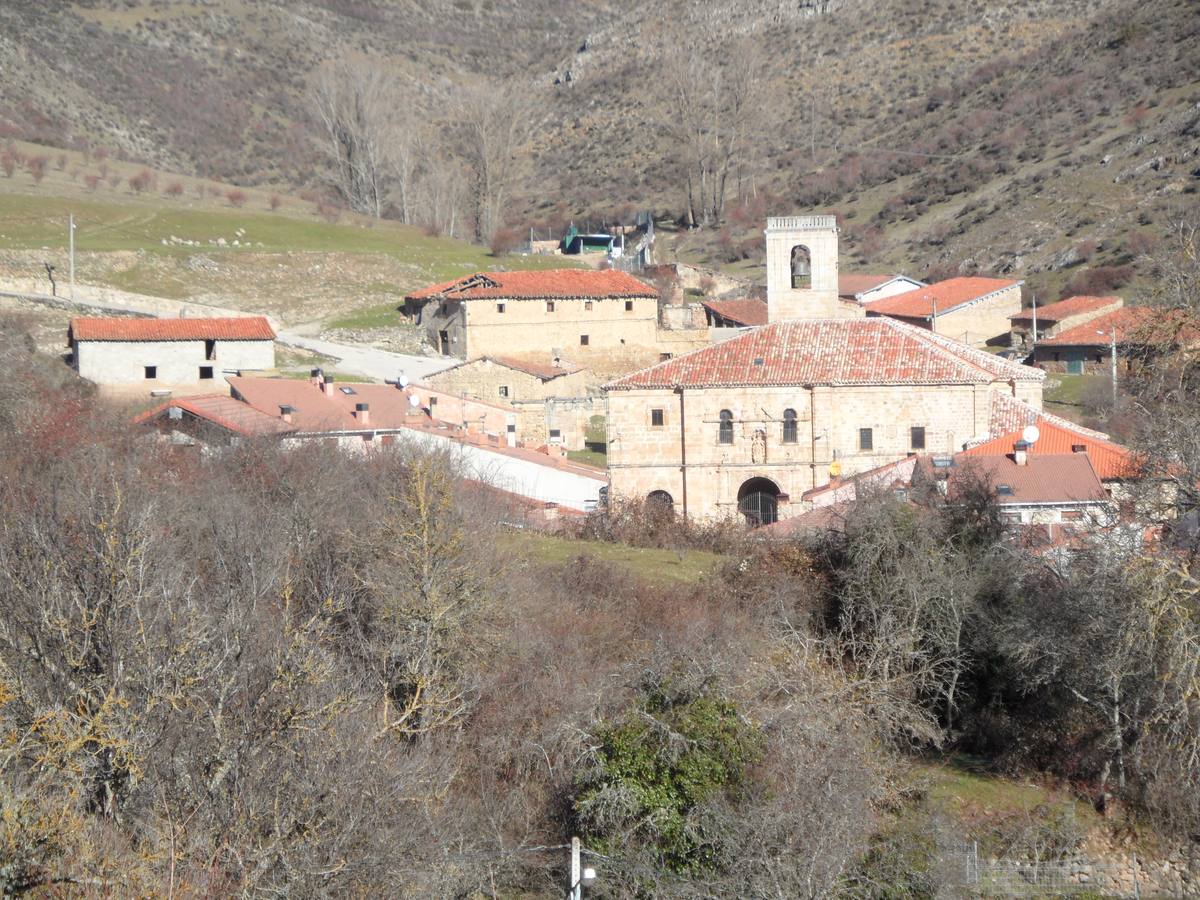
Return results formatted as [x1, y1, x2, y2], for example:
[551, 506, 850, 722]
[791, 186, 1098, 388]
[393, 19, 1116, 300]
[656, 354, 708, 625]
[570, 836, 581, 900]
[1110, 327, 1118, 409]
[1031, 292, 1038, 345]
[69, 213, 76, 299]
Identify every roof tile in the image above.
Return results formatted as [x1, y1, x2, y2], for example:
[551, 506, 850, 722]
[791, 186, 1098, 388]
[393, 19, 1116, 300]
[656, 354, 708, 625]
[1009, 295, 1121, 324]
[70, 316, 276, 342]
[606, 317, 1043, 389]
[865, 276, 1019, 319]
[405, 269, 656, 301]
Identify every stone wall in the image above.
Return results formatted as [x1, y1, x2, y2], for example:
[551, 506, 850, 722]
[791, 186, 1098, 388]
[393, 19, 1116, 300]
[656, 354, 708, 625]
[464, 295, 660, 359]
[75, 338, 275, 386]
[936, 283, 1023, 346]
[607, 380, 1007, 520]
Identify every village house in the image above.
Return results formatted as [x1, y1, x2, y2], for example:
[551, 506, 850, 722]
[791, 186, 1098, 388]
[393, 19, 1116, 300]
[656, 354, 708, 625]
[1008, 295, 1123, 351]
[865, 277, 1023, 347]
[68, 315, 276, 387]
[700, 298, 769, 329]
[135, 372, 606, 512]
[403, 269, 663, 363]
[419, 354, 600, 449]
[1027, 305, 1200, 374]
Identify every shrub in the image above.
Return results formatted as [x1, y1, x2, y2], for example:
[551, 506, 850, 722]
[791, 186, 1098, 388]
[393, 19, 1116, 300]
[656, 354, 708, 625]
[164, 180, 183, 197]
[574, 674, 763, 874]
[1062, 264, 1134, 298]
[488, 225, 523, 256]
[84, 174, 101, 191]
[0, 153, 13, 178]
[128, 169, 153, 193]
[26, 155, 48, 183]
[55, 153, 67, 171]
[268, 194, 281, 211]
[225, 188, 246, 207]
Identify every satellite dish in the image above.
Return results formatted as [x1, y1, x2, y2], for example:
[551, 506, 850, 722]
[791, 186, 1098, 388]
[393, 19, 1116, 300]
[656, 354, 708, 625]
[408, 392, 421, 408]
[1022, 424, 1040, 445]
[398, 372, 409, 388]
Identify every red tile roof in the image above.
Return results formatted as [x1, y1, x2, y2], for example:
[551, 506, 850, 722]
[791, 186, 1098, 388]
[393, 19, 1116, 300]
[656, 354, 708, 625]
[865, 277, 1019, 319]
[924, 453, 1108, 506]
[963, 420, 1137, 480]
[1035, 306, 1199, 347]
[405, 269, 657, 301]
[985, 392, 1111, 442]
[133, 394, 296, 437]
[70, 316, 276, 342]
[1009, 295, 1122, 325]
[606, 317, 1044, 390]
[478, 355, 582, 379]
[701, 298, 768, 326]
[838, 273, 899, 298]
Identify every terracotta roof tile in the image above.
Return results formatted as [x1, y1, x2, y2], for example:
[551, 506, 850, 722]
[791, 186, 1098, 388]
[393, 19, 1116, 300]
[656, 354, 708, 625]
[1009, 295, 1121, 324]
[701, 298, 768, 326]
[484, 355, 582, 379]
[405, 269, 656, 301]
[984, 392, 1111, 442]
[838, 273, 898, 297]
[925, 453, 1108, 505]
[70, 316, 276, 342]
[865, 277, 1019, 319]
[1036, 306, 1199, 347]
[133, 394, 296, 437]
[964, 420, 1137, 480]
[606, 317, 1043, 390]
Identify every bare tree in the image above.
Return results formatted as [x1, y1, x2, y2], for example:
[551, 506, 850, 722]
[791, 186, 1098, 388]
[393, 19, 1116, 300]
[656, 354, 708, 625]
[313, 59, 395, 217]
[455, 80, 538, 244]
[660, 33, 768, 227]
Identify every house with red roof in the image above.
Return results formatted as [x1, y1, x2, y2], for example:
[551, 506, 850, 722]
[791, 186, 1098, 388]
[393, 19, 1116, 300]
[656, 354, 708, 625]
[69, 315, 275, 388]
[403, 268, 662, 363]
[135, 372, 607, 511]
[1030, 306, 1199, 374]
[604, 316, 1044, 524]
[865, 276, 1022, 347]
[838, 273, 925, 305]
[1008, 295, 1123, 351]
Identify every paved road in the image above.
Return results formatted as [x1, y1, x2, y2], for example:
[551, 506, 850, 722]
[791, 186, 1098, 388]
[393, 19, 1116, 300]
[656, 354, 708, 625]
[277, 332, 454, 382]
[1, 282, 455, 384]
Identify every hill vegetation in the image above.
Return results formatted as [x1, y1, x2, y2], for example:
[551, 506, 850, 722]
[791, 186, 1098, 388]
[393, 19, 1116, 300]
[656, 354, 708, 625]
[1, 0, 1196, 299]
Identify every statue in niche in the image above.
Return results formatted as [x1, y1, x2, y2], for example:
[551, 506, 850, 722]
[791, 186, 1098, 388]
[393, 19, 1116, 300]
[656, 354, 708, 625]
[751, 428, 767, 464]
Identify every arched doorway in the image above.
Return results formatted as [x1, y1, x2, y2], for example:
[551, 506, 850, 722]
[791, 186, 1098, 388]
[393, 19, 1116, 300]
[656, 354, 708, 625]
[738, 477, 780, 526]
[646, 490, 675, 513]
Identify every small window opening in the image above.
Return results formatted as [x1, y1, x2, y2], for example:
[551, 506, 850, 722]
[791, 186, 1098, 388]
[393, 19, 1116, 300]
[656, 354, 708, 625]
[624, 300, 634, 312]
[651, 408, 665, 427]
[580, 334, 589, 346]
[204, 339, 216, 361]
[719, 409, 734, 445]
[791, 245, 812, 290]
[497, 302, 506, 314]
[859, 427, 874, 451]
[584, 301, 593, 311]
[910, 426, 926, 450]
[498, 386, 509, 398]
[546, 301, 556, 312]
[144, 365, 157, 379]
[782, 408, 798, 444]
[199, 366, 214, 380]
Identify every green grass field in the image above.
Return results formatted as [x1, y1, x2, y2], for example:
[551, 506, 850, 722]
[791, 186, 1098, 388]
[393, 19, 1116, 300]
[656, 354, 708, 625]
[0, 156, 581, 327]
[503, 532, 722, 587]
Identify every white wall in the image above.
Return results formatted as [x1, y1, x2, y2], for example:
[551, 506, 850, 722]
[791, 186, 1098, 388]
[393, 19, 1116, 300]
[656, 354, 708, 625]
[75, 339, 275, 385]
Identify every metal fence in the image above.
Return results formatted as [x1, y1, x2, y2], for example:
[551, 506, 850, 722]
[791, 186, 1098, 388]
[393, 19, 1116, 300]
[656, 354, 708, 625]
[939, 843, 1148, 898]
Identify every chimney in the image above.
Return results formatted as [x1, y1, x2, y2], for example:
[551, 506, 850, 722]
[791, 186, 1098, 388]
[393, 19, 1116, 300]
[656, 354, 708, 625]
[322, 374, 334, 397]
[279, 404, 295, 424]
[1014, 439, 1030, 466]
[506, 419, 517, 448]
[310, 367, 323, 386]
[355, 402, 370, 426]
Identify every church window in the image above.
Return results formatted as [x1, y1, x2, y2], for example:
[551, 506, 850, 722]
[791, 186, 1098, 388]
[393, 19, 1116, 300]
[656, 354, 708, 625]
[719, 409, 734, 445]
[782, 408, 798, 444]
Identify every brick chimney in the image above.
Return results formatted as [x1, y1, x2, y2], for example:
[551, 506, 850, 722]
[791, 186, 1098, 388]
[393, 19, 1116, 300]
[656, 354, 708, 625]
[1014, 439, 1030, 466]
[322, 374, 335, 397]
[310, 368, 323, 386]
[279, 404, 295, 424]
[355, 402, 370, 426]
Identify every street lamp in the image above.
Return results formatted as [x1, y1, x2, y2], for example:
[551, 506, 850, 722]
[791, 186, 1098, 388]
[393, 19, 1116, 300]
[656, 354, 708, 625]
[1097, 327, 1117, 409]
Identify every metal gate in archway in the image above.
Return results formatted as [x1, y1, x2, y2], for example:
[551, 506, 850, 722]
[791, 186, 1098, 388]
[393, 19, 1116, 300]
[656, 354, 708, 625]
[737, 477, 780, 526]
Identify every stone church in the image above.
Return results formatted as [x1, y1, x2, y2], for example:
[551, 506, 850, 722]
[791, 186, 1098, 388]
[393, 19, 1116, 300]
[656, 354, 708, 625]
[604, 216, 1045, 524]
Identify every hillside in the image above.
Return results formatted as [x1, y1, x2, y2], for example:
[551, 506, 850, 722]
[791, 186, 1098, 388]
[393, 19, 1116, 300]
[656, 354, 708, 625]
[0, 140, 574, 336]
[2, 0, 1196, 300]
